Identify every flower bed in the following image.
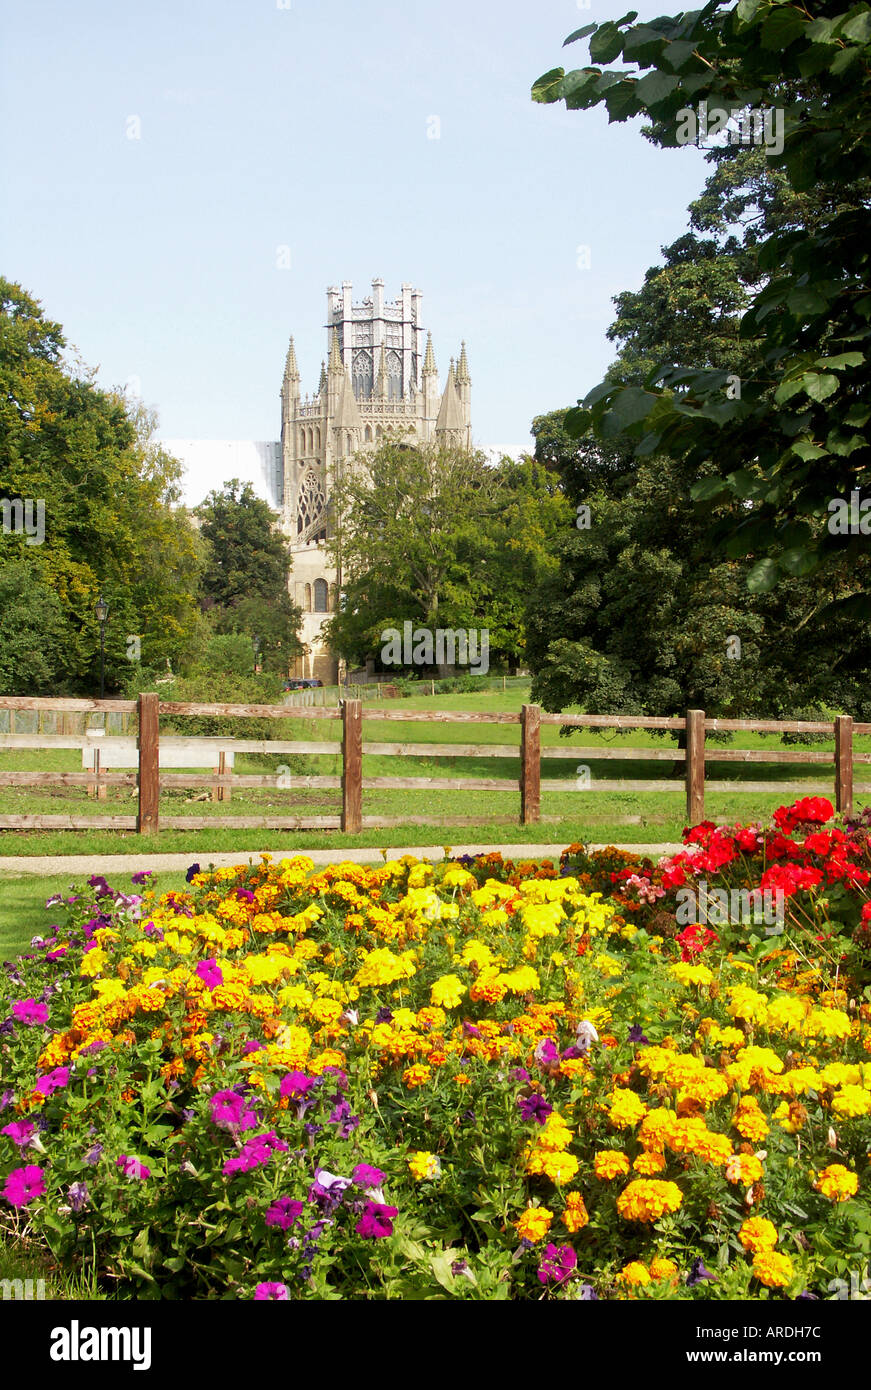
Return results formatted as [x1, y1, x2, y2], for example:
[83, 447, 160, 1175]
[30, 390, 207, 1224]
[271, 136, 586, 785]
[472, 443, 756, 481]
[2, 799, 870, 1300]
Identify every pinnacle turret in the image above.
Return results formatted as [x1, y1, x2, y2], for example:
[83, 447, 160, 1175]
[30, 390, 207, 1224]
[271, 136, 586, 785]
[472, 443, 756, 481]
[328, 327, 343, 374]
[456, 341, 470, 384]
[284, 335, 300, 382]
[318, 360, 327, 395]
[423, 331, 437, 376]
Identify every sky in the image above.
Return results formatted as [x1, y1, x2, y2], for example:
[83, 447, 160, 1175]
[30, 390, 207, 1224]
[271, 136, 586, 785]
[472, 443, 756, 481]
[1, 0, 711, 467]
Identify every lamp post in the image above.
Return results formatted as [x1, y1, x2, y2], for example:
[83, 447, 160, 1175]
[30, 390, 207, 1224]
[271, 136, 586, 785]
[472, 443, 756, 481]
[94, 594, 109, 699]
[252, 634, 261, 674]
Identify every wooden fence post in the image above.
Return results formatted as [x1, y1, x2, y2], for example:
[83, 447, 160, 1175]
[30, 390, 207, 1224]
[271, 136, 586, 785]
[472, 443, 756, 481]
[341, 699, 362, 833]
[96, 746, 106, 801]
[685, 709, 705, 825]
[520, 703, 541, 825]
[835, 714, 853, 817]
[137, 692, 160, 835]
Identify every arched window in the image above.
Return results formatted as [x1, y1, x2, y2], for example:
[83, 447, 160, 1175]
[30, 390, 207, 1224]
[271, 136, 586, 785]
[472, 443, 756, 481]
[304, 583, 312, 611]
[315, 425, 321, 452]
[365, 425, 373, 443]
[353, 349, 373, 400]
[387, 349, 402, 401]
[296, 468, 326, 540]
[376, 425, 383, 441]
[314, 578, 329, 613]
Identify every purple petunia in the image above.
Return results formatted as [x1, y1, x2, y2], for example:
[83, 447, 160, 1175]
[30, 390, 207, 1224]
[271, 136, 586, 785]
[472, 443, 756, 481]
[628, 1024, 650, 1045]
[223, 1131, 288, 1176]
[87, 875, 114, 899]
[687, 1258, 717, 1286]
[34, 1067, 70, 1096]
[355, 1200, 398, 1240]
[210, 1089, 257, 1132]
[517, 1093, 553, 1125]
[195, 958, 223, 990]
[279, 1071, 316, 1099]
[116, 1155, 151, 1180]
[67, 1181, 89, 1212]
[307, 1169, 353, 1212]
[84, 1142, 104, 1165]
[2, 1164, 46, 1207]
[264, 1197, 305, 1231]
[235, 888, 255, 903]
[1, 1120, 37, 1148]
[538, 1243, 577, 1286]
[253, 1282, 289, 1300]
[242, 1040, 265, 1055]
[0, 1090, 13, 1112]
[131, 870, 154, 885]
[185, 863, 201, 883]
[12, 999, 49, 1027]
[352, 1164, 386, 1190]
[534, 1038, 560, 1071]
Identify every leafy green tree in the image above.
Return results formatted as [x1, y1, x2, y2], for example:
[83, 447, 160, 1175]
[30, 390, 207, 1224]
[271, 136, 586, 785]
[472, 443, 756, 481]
[323, 441, 569, 673]
[0, 278, 204, 692]
[194, 480, 303, 675]
[0, 563, 68, 694]
[532, 3, 871, 601]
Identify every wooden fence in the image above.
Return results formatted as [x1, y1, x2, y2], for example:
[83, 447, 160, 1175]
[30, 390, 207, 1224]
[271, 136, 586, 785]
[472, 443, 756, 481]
[0, 697, 866, 836]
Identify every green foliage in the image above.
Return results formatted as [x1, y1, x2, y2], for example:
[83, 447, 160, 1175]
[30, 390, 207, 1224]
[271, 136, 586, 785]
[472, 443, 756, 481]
[324, 441, 570, 672]
[0, 278, 205, 692]
[533, 3, 871, 597]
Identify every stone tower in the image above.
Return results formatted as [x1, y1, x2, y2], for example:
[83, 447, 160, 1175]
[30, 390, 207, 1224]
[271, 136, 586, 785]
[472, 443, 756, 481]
[281, 280, 472, 682]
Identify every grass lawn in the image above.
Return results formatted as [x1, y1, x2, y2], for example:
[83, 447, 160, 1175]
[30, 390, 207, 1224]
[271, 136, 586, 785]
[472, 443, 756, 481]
[0, 687, 865, 856]
[0, 870, 193, 962]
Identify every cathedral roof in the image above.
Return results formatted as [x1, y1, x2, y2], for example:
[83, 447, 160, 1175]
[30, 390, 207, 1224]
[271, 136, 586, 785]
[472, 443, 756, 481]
[435, 361, 465, 434]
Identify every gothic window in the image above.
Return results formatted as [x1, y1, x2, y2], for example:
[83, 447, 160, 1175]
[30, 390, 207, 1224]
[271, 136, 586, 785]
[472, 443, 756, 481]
[353, 349, 373, 400]
[314, 578, 329, 613]
[315, 426, 321, 452]
[296, 468, 326, 540]
[365, 425, 372, 443]
[304, 583, 312, 611]
[387, 349, 402, 401]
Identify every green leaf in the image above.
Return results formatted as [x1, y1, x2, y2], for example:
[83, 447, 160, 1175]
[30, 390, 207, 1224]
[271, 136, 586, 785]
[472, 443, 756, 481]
[635, 71, 680, 106]
[790, 440, 829, 461]
[760, 6, 807, 49]
[601, 386, 658, 435]
[803, 372, 840, 401]
[661, 39, 699, 70]
[691, 476, 729, 501]
[786, 287, 828, 317]
[818, 352, 864, 370]
[563, 24, 596, 46]
[841, 11, 871, 42]
[746, 557, 780, 593]
[779, 546, 818, 577]
[531, 68, 566, 103]
[589, 22, 624, 63]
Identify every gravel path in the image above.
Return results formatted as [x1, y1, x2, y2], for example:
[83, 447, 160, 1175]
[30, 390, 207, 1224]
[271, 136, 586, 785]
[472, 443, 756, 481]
[0, 843, 684, 876]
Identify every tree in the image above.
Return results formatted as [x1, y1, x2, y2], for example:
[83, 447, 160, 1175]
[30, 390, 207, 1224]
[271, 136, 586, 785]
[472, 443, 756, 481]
[533, 4, 871, 602]
[0, 278, 204, 693]
[195, 480, 303, 674]
[323, 441, 570, 673]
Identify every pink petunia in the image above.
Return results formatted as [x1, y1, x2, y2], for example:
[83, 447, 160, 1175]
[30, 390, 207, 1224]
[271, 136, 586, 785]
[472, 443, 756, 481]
[2, 1164, 46, 1207]
[12, 999, 49, 1027]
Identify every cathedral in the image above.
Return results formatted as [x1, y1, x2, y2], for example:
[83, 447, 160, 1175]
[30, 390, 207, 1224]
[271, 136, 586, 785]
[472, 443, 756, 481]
[281, 279, 472, 683]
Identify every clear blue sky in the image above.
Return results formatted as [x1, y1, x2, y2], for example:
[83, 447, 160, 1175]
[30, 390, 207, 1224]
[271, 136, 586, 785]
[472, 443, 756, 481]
[1, 0, 709, 452]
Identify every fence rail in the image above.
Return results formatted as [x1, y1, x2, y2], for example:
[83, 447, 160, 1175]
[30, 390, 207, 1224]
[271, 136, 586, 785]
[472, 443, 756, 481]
[0, 697, 864, 835]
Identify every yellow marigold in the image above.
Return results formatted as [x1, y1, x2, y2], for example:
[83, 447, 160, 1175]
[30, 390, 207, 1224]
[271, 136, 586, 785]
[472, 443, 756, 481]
[430, 974, 466, 1010]
[765, 995, 809, 1034]
[727, 985, 769, 1024]
[496, 965, 540, 994]
[639, 1108, 678, 1152]
[815, 1164, 859, 1203]
[725, 1153, 764, 1185]
[739, 1217, 778, 1254]
[526, 1148, 579, 1183]
[649, 1257, 679, 1283]
[734, 1097, 770, 1143]
[514, 1205, 553, 1242]
[831, 1085, 871, 1119]
[752, 1250, 794, 1288]
[354, 947, 417, 988]
[79, 949, 108, 978]
[537, 1112, 573, 1152]
[616, 1179, 683, 1223]
[671, 962, 714, 988]
[402, 1064, 432, 1089]
[804, 1008, 851, 1041]
[442, 866, 476, 890]
[634, 1151, 666, 1175]
[608, 1087, 648, 1130]
[594, 1150, 631, 1180]
[701, 1023, 746, 1049]
[772, 1066, 820, 1098]
[407, 1150, 441, 1181]
[309, 998, 344, 1026]
[563, 1192, 589, 1233]
[617, 1261, 651, 1287]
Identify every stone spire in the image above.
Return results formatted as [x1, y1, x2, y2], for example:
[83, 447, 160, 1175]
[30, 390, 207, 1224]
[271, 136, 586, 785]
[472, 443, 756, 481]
[456, 340, 471, 423]
[284, 335, 300, 383]
[435, 360, 466, 440]
[456, 341, 470, 385]
[375, 344, 390, 400]
[423, 331, 437, 377]
[318, 360, 327, 396]
[328, 327, 344, 374]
